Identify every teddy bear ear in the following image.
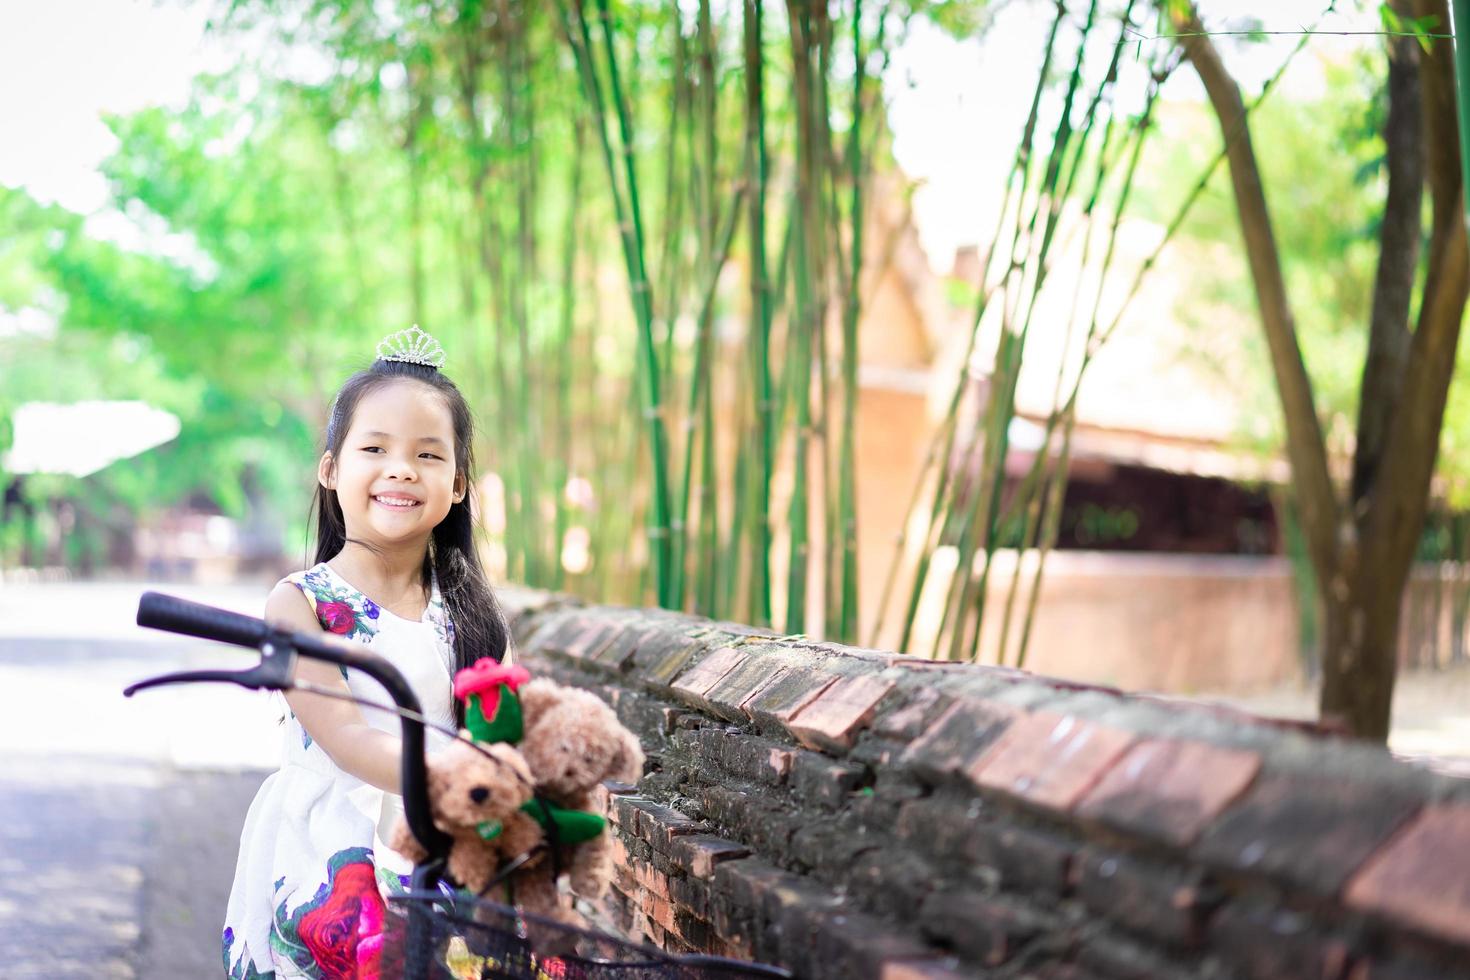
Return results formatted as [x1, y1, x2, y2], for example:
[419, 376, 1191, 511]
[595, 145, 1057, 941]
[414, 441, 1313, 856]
[611, 728, 646, 784]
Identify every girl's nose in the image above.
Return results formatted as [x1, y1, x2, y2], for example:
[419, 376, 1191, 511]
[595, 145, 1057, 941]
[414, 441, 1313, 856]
[383, 456, 418, 479]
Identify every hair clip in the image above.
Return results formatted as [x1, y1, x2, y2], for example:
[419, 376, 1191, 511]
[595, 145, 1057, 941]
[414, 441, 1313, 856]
[376, 324, 446, 369]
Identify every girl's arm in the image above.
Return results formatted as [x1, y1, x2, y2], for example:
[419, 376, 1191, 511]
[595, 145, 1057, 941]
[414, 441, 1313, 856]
[266, 581, 403, 794]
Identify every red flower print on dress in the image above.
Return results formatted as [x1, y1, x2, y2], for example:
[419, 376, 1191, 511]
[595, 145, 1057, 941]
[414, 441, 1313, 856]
[317, 600, 357, 635]
[297, 859, 385, 979]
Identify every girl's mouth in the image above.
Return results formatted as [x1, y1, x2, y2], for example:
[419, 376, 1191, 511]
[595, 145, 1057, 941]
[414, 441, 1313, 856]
[373, 495, 422, 510]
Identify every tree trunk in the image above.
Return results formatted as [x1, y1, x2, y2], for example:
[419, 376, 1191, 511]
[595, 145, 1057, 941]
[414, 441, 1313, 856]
[1319, 576, 1403, 739]
[1175, 2, 1469, 741]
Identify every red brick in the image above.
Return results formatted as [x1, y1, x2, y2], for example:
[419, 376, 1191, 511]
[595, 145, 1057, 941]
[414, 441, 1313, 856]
[785, 673, 897, 751]
[1345, 803, 1470, 945]
[880, 960, 975, 980]
[672, 834, 751, 878]
[647, 893, 678, 933]
[969, 712, 1136, 812]
[1077, 738, 1261, 847]
[670, 647, 749, 708]
[899, 698, 1019, 782]
[635, 861, 672, 900]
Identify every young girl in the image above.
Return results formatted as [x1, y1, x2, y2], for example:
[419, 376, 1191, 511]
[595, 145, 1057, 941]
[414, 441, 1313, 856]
[222, 326, 508, 979]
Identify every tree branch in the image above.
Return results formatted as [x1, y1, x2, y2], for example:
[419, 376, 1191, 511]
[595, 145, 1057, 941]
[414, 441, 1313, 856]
[1171, 7, 1340, 577]
[1353, 3, 1421, 510]
[1363, 0, 1470, 586]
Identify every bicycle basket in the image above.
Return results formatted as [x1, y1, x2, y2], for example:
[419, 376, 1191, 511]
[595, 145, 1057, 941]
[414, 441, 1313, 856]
[382, 889, 791, 980]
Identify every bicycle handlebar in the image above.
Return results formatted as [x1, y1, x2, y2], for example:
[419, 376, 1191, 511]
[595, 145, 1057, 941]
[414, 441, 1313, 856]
[131, 591, 451, 861]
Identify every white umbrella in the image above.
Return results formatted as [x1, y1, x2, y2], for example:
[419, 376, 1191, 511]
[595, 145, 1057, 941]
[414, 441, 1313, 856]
[2, 401, 181, 477]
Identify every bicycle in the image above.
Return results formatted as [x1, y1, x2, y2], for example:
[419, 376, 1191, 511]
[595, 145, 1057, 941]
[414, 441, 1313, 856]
[127, 591, 792, 980]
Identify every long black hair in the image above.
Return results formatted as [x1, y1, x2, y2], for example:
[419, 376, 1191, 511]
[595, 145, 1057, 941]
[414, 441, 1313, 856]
[310, 357, 507, 725]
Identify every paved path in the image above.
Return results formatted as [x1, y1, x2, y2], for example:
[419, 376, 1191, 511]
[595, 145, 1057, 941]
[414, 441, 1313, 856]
[0, 579, 280, 978]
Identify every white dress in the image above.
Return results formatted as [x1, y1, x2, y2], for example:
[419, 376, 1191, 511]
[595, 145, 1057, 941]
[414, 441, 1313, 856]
[222, 562, 456, 979]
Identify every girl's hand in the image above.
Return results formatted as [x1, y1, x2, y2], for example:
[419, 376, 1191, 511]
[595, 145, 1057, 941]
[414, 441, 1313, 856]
[266, 580, 403, 793]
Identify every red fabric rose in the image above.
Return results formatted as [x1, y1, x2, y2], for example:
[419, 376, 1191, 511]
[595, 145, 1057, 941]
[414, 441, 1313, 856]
[453, 659, 530, 705]
[298, 860, 385, 979]
[317, 600, 356, 635]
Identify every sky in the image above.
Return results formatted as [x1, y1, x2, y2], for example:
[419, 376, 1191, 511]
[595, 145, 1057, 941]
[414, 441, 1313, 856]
[0, 0, 1385, 271]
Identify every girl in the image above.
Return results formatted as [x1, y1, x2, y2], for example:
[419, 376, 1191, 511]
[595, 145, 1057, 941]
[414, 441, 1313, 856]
[222, 326, 508, 979]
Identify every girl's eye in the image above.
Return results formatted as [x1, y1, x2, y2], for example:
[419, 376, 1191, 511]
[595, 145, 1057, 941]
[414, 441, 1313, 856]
[419, 453, 443, 460]
[361, 446, 383, 453]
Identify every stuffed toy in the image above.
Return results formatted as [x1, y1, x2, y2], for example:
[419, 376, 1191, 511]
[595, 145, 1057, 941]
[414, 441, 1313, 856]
[452, 662, 646, 922]
[387, 737, 542, 897]
[515, 678, 645, 900]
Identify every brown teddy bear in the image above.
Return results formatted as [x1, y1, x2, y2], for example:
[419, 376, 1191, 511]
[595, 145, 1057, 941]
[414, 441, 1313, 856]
[387, 736, 543, 897]
[514, 678, 646, 907]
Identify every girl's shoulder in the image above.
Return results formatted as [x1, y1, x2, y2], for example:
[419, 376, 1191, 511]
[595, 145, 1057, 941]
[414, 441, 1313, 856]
[280, 563, 383, 643]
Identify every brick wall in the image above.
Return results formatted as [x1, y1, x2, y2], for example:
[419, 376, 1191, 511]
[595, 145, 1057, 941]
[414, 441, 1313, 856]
[499, 587, 1470, 980]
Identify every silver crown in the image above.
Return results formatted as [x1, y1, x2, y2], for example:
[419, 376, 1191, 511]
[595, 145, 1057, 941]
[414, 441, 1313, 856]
[376, 324, 446, 368]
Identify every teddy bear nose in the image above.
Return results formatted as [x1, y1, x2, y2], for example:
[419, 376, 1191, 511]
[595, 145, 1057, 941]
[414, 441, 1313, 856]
[470, 786, 490, 803]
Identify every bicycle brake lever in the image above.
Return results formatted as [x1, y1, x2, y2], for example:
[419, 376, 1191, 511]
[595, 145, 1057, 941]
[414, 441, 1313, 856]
[123, 639, 297, 697]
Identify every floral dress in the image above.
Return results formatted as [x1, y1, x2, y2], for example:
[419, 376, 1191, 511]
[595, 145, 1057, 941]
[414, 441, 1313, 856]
[222, 562, 457, 979]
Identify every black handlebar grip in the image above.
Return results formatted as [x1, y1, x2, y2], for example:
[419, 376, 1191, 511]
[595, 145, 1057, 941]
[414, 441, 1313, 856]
[136, 591, 270, 650]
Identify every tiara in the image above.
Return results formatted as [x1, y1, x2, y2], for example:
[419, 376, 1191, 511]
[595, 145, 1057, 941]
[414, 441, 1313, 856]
[376, 324, 446, 369]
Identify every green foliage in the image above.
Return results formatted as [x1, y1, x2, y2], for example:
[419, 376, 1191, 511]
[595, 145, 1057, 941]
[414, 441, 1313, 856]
[1134, 52, 1390, 462]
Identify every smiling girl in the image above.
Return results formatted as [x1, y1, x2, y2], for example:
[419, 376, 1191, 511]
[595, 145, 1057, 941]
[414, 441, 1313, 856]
[221, 326, 508, 979]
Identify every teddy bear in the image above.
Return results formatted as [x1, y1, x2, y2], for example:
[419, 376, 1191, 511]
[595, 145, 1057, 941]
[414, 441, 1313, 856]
[387, 736, 543, 898]
[514, 678, 646, 903]
[445, 662, 647, 925]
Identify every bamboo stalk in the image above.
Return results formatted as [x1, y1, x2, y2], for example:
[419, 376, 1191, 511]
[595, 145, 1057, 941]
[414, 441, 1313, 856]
[742, 0, 774, 626]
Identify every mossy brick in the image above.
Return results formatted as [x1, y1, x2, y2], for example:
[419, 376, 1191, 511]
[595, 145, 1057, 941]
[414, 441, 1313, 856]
[720, 733, 796, 787]
[807, 908, 940, 980]
[898, 699, 1019, 784]
[1209, 901, 1354, 980]
[633, 631, 711, 693]
[591, 622, 651, 671]
[763, 875, 850, 978]
[697, 783, 755, 833]
[710, 858, 798, 950]
[612, 688, 674, 745]
[1345, 803, 1470, 947]
[872, 684, 954, 742]
[701, 650, 790, 722]
[1074, 848, 1216, 949]
[787, 819, 880, 876]
[673, 834, 752, 878]
[1072, 933, 1194, 980]
[669, 872, 711, 919]
[895, 795, 993, 865]
[967, 822, 1077, 896]
[628, 799, 705, 851]
[785, 674, 898, 753]
[846, 849, 940, 922]
[669, 647, 750, 710]
[673, 907, 716, 952]
[1077, 738, 1261, 848]
[742, 667, 839, 731]
[917, 889, 1051, 966]
[970, 712, 1136, 813]
[564, 619, 622, 661]
[791, 751, 867, 809]
[1194, 773, 1421, 896]
[518, 612, 582, 656]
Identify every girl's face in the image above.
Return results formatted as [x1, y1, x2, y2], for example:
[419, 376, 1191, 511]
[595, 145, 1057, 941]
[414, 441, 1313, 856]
[319, 381, 465, 550]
